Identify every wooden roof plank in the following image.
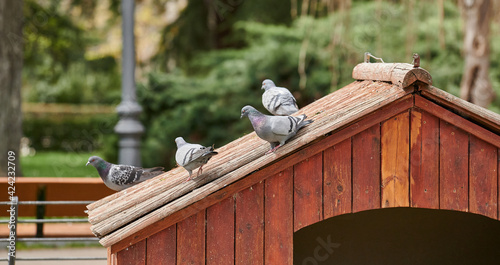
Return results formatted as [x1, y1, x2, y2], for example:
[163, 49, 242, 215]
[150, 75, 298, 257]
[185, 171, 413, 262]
[415, 95, 500, 148]
[420, 86, 500, 133]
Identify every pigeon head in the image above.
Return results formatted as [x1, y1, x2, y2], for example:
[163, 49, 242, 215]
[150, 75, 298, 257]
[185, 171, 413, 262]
[175, 137, 187, 148]
[261, 79, 276, 90]
[240, 105, 260, 119]
[86, 156, 107, 170]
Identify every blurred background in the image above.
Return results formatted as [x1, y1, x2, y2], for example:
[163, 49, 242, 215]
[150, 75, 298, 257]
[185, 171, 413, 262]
[3, 0, 500, 178]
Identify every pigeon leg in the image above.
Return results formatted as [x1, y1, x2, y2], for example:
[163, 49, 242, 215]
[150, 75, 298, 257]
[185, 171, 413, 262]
[266, 144, 283, 154]
[197, 165, 204, 176]
[185, 171, 193, 182]
[266, 142, 278, 154]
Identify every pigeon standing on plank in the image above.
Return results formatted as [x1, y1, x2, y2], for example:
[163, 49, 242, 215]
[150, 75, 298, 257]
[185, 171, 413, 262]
[240, 105, 313, 154]
[261, 79, 299, 116]
[175, 137, 218, 181]
[86, 156, 164, 191]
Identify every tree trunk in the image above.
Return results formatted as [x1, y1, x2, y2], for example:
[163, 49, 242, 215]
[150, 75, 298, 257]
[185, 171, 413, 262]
[0, 1, 23, 176]
[460, 0, 495, 107]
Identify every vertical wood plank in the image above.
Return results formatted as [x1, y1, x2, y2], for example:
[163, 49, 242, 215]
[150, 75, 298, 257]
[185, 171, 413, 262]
[116, 239, 146, 265]
[108, 247, 117, 265]
[381, 111, 410, 207]
[410, 109, 440, 209]
[235, 182, 264, 265]
[146, 225, 176, 265]
[177, 211, 205, 265]
[323, 138, 352, 218]
[265, 167, 293, 265]
[352, 124, 381, 212]
[469, 135, 498, 219]
[440, 121, 469, 212]
[294, 152, 323, 231]
[207, 196, 235, 265]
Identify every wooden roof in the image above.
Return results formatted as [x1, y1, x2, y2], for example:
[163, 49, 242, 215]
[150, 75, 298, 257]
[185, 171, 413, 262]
[87, 63, 500, 248]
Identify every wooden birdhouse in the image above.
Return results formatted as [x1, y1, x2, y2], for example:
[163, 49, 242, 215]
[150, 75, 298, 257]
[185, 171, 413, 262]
[87, 61, 500, 265]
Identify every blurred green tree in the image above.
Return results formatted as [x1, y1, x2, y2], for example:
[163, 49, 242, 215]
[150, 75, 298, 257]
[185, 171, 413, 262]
[23, 0, 121, 104]
[139, 1, 478, 168]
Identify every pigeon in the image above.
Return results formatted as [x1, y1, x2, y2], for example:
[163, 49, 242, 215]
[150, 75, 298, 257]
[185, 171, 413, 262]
[86, 156, 164, 191]
[261, 79, 299, 116]
[240, 105, 313, 154]
[175, 137, 218, 181]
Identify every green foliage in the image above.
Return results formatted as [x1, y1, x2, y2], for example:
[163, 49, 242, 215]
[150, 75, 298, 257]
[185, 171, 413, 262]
[23, 0, 121, 104]
[21, 151, 103, 177]
[154, 0, 292, 72]
[21, 0, 500, 171]
[23, 114, 118, 162]
[140, 1, 500, 168]
[138, 71, 260, 168]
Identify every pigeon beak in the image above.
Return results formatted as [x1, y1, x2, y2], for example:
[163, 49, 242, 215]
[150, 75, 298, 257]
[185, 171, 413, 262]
[86, 161, 90, 166]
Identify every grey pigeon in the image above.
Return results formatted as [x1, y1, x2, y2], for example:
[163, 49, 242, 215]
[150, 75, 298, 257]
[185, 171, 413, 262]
[240, 105, 313, 154]
[86, 156, 164, 191]
[261, 79, 299, 116]
[175, 137, 218, 181]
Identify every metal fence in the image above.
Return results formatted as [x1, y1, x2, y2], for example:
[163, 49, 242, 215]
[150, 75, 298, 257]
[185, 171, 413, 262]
[0, 196, 106, 264]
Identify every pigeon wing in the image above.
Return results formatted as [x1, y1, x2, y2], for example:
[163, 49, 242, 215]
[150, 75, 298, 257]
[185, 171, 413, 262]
[177, 144, 209, 166]
[263, 89, 292, 113]
[270, 116, 298, 136]
[109, 165, 136, 186]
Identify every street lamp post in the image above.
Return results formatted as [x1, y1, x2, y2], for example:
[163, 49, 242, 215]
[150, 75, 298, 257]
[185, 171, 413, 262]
[114, 0, 144, 166]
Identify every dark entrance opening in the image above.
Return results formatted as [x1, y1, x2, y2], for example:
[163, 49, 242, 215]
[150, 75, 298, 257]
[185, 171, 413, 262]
[294, 207, 500, 265]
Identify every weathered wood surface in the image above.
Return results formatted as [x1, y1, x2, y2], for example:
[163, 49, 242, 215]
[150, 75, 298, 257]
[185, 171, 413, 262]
[207, 197, 235, 265]
[410, 109, 439, 209]
[440, 121, 469, 212]
[108, 247, 116, 265]
[235, 183, 264, 265]
[90, 80, 412, 244]
[352, 124, 381, 212]
[415, 95, 500, 148]
[469, 135, 498, 219]
[352, 63, 432, 88]
[94, 71, 500, 253]
[264, 168, 293, 265]
[176, 211, 205, 265]
[116, 239, 146, 265]
[420, 86, 500, 133]
[293, 153, 323, 231]
[146, 225, 176, 265]
[107, 96, 414, 251]
[323, 138, 352, 218]
[381, 111, 410, 207]
[107, 90, 500, 265]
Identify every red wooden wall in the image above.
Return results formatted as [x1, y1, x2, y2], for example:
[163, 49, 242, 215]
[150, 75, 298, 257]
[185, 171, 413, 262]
[111, 104, 500, 265]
